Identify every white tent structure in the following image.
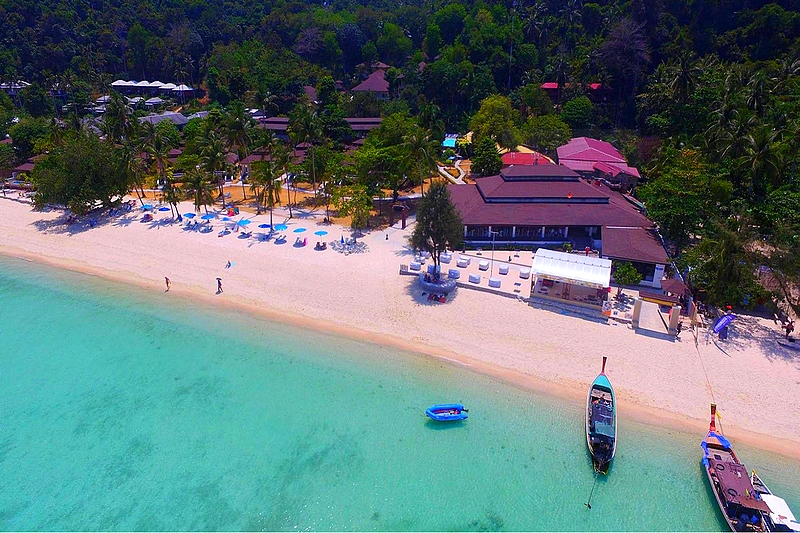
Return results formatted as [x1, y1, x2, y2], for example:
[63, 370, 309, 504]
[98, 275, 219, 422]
[145, 97, 165, 106]
[110, 79, 128, 87]
[172, 84, 194, 93]
[159, 83, 177, 92]
[148, 81, 164, 88]
[531, 249, 611, 289]
[134, 80, 151, 89]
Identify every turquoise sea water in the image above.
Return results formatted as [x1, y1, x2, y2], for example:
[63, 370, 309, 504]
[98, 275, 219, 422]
[1, 256, 799, 531]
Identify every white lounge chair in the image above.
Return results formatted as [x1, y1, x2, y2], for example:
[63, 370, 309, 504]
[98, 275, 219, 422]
[457, 257, 470, 268]
[519, 267, 531, 279]
[440, 253, 452, 264]
[448, 269, 460, 280]
[468, 273, 481, 284]
[498, 264, 509, 275]
[478, 260, 490, 271]
[488, 278, 501, 288]
[409, 261, 422, 271]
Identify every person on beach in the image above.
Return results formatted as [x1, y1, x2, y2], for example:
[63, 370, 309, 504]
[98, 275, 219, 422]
[216, 278, 223, 294]
[225, 260, 231, 269]
[786, 320, 795, 339]
[165, 277, 171, 292]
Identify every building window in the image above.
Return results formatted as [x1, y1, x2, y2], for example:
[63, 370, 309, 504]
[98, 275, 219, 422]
[544, 226, 565, 239]
[494, 226, 513, 238]
[466, 226, 490, 238]
[515, 226, 542, 240]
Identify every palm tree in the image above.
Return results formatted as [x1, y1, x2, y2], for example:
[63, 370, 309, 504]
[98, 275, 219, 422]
[199, 131, 229, 205]
[403, 127, 440, 196]
[162, 175, 182, 219]
[667, 51, 700, 104]
[102, 92, 133, 143]
[251, 160, 282, 230]
[746, 71, 771, 117]
[224, 105, 254, 199]
[271, 142, 293, 219]
[288, 103, 323, 201]
[256, 89, 279, 117]
[122, 147, 148, 205]
[738, 126, 785, 201]
[143, 128, 172, 186]
[182, 168, 215, 214]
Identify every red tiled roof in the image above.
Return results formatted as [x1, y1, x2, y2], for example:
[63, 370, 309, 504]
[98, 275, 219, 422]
[601, 226, 669, 264]
[0, 138, 11, 144]
[449, 183, 651, 228]
[352, 70, 389, 93]
[13, 162, 34, 172]
[501, 152, 552, 166]
[661, 277, 690, 296]
[541, 82, 559, 90]
[558, 137, 626, 163]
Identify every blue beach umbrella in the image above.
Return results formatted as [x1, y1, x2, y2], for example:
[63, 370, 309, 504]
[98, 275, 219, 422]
[183, 213, 196, 219]
[141, 204, 154, 210]
[158, 207, 171, 212]
[221, 216, 231, 221]
[274, 224, 289, 231]
[293, 227, 306, 233]
[237, 219, 252, 226]
[314, 230, 328, 236]
[201, 214, 215, 220]
[258, 223, 271, 229]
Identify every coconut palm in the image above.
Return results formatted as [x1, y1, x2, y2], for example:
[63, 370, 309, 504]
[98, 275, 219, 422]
[199, 131, 229, 204]
[288, 102, 323, 201]
[251, 160, 282, 230]
[738, 126, 785, 201]
[102, 92, 133, 143]
[162, 174, 182, 219]
[403, 127, 440, 196]
[224, 104, 254, 199]
[271, 142, 293, 219]
[667, 51, 700, 104]
[182, 168, 215, 214]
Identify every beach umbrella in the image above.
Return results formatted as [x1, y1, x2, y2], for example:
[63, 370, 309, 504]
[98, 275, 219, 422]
[293, 227, 307, 233]
[274, 224, 289, 231]
[314, 230, 328, 236]
[141, 204, 154, 210]
[221, 216, 231, 221]
[237, 219, 252, 226]
[183, 213, 196, 219]
[201, 214, 215, 220]
[258, 223, 271, 229]
[158, 207, 170, 212]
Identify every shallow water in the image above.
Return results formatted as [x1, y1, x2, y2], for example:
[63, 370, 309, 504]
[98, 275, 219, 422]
[1, 255, 798, 531]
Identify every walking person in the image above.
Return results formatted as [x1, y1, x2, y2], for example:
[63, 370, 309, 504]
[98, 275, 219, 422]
[216, 277, 223, 294]
[785, 320, 795, 339]
[164, 277, 171, 292]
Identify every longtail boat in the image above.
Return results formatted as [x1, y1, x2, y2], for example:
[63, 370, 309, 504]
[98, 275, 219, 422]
[701, 404, 770, 531]
[750, 470, 800, 532]
[585, 356, 616, 474]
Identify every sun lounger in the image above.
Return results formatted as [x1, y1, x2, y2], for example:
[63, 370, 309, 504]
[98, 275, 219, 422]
[457, 256, 470, 268]
[440, 253, 452, 264]
[468, 273, 481, 284]
[498, 264, 509, 275]
[519, 267, 531, 279]
[478, 260, 490, 271]
[459, 255, 471, 265]
[488, 278, 501, 288]
[410, 261, 422, 271]
[448, 269, 460, 280]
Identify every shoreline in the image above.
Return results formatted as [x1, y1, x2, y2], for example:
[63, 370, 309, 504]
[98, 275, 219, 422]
[3, 244, 800, 461]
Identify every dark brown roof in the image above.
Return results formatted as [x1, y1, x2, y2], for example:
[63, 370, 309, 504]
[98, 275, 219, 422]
[13, 162, 35, 172]
[449, 183, 652, 228]
[345, 117, 382, 131]
[661, 277, 690, 296]
[601, 226, 668, 264]
[500, 164, 579, 181]
[352, 70, 389, 93]
[476, 175, 609, 202]
[708, 459, 770, 512]
[303, 85, 317, 102]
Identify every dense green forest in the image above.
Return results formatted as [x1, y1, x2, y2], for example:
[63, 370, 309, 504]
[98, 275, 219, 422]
[2, 0, 800, 311]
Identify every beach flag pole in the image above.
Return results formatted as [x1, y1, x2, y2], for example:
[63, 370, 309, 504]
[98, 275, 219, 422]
[585, 472, 598, 510]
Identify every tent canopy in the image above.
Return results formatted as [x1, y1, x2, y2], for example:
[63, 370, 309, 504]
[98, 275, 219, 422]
[531, 248, 611, 289]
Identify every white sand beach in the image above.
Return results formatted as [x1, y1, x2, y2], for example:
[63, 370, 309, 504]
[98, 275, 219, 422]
[2, 197, 799, 458]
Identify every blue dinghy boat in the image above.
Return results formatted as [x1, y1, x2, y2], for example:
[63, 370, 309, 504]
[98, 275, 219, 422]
[426, 403, 468, 421]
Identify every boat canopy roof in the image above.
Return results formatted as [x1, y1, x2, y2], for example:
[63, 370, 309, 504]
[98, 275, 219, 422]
[762, 494, 800, 532]
[594, 421, 615, 438]
[708, 459, 771, 512]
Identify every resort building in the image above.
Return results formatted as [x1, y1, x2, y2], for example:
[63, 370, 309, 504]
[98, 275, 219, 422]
[258, 116, 382, 140]
[557, 137, 641, 192]
[447, 164, 669, 288]
[501, 151, 553, 167]
[351, 70, 390, 99]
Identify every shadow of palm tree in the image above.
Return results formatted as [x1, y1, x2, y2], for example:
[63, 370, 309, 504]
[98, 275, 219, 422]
[403, 276, 457, 305]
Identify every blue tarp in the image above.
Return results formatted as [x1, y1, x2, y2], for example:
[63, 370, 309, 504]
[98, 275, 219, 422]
[713, 314, 736, 333]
